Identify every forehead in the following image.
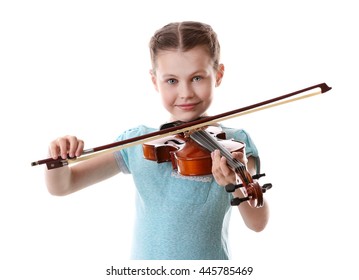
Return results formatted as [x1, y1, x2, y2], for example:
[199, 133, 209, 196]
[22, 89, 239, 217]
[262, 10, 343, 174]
[154, 46, 213, 72]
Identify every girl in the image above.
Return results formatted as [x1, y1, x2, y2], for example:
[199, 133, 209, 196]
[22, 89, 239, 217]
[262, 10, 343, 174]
[45, 21, 269, 260]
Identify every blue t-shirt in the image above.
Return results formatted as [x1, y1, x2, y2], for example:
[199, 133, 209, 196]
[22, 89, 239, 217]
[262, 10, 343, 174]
[114, 125, 259, 260]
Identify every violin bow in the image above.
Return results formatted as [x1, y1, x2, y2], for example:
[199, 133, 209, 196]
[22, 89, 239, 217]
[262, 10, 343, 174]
[31, 83, 332, 169]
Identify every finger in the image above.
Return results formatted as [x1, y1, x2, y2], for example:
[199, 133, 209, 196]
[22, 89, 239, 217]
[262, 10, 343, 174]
[212, 149, 233, 176]
[75, 139, 84, 157]
[211, 150, 236, 186]
[219, 156, 233, 177]
[57, 137, 70, 159]
[48, 141, 60, 159]
[67, 136, 79, 158]
[211, 150, 221, 176]
[211, 150, 221, 171]
[232, 151, 248, 166]
[211, 149, 219, 160]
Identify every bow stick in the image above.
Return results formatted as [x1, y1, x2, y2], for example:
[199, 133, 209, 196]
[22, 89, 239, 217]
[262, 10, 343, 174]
[31, 83, 332, 169]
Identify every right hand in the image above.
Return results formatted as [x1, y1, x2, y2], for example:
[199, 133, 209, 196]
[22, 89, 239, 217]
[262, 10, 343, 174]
[49, 135, 84, 160]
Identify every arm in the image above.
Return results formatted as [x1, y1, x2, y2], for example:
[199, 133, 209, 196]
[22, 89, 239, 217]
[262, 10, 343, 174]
[45, 136, 120, 196]
[211, 150, 269, 232]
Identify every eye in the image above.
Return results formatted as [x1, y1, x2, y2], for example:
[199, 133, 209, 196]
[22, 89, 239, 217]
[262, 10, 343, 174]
[192, 76, 202, 82]
[167, 78, 177, 85]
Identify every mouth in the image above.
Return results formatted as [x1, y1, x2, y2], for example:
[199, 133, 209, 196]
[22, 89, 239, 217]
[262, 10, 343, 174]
[176, 102, 200, 111]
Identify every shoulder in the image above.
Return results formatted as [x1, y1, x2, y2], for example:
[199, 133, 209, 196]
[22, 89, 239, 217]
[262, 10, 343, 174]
[220, 125, 254, 142]
[114, 125, 157, 174]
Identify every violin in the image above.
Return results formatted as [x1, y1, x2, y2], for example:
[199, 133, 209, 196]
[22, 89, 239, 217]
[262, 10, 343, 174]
[143, 125, 241, 175]
[31, 83, 332, 207]
[143, 123, 270, 207]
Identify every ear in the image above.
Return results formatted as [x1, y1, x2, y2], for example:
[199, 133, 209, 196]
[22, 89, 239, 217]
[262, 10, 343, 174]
[149, 69, 159, 92]
[215, 64, 225, 87]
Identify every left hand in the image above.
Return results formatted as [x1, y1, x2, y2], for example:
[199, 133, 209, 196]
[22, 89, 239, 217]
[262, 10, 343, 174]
[211, 149, 248, 187]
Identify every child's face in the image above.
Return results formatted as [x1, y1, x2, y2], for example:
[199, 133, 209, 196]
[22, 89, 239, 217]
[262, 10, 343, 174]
[151, 46, 223, 122]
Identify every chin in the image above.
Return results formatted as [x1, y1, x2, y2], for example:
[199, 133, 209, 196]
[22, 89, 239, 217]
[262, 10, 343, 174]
[177, 115, 203, 123]
[171, 109, 207, 123]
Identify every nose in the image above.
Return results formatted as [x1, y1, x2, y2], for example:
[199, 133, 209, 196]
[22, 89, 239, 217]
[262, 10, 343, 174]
[178, 82, 194, 99]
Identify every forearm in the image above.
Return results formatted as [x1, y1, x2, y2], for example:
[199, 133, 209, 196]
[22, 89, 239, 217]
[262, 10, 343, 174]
[45, 166, 73, 196]
[44, 152, 120, 196]
[234, 188, 269, 232]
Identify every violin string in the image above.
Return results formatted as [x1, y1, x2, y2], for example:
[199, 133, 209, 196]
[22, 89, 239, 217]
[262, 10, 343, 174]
[190, 130, 249, 182]
[190, 130, 236, 167]
[192, 130, 248, 182]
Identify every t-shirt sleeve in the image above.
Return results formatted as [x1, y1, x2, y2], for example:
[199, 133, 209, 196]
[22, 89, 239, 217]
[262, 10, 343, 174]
[113, 125, 150, 174]
[236, 129, 261, 174]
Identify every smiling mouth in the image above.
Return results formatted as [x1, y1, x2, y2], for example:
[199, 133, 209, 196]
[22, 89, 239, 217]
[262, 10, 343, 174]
[176, 102, 200, 110]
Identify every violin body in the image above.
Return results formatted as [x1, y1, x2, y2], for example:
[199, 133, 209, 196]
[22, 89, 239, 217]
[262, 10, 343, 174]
[143, 126, 245, 176]
[173, 137, 245, 176]
[142, 134, 185, 163]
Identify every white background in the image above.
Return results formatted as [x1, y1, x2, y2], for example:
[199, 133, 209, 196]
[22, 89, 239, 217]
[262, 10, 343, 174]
[1, 0, 358, 279]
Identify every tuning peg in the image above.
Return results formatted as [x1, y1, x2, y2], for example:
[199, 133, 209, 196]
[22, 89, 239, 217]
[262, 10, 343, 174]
[261, 183, 272, 193]
[252, 173, 266, 179]
[225, 183, 243, 193]
[231, 196, 250, 206]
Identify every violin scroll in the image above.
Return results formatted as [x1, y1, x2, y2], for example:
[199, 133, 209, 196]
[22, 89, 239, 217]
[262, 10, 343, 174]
[226, 176, 272, 207]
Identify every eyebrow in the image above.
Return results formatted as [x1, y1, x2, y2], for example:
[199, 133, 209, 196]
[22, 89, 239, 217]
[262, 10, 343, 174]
[160, 69, 209, 79]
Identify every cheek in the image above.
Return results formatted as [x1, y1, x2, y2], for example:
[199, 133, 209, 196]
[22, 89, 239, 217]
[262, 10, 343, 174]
[160, 90, 175, 108]
[197, 83, 214, 101]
